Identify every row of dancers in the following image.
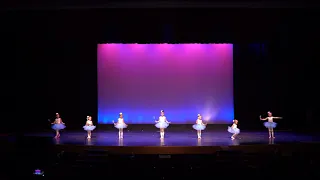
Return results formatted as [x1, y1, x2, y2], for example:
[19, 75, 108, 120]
[51, 110, 282, 139]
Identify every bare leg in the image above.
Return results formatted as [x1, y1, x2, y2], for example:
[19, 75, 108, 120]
[118, 129, 121, 138]
[160, 129, 164, 138]
[199, 130, 202, 138]
[268, 128, 271, 138]
[88, 131, 91, 138]
[271, 128, 275, 138]
[120, 129, 123, 138]
[55, 130, 59, 138]
[162, 129, 164, 138]
[56, 130, 60, 138]
[233, 133, 238, 138]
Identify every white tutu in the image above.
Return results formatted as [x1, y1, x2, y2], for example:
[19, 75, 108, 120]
[192, 124, 206, 130]
[52, 124, 66, 130]
[115, 123, 127, 129]
[264, 122, 277, 128]
[83, 125, 96, 131]
[228, 126, 240, 134]
[155, 122, 169, 129]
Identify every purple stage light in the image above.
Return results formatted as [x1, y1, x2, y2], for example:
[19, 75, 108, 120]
[98, 43, 234, 124]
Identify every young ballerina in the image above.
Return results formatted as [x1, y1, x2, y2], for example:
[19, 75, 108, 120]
[51, 113, 66, 138]
[83, 116, 96, 139]
[113, 112, 128, 139]
[155, 110, 170, 138]
[227, 119, 240, 140]
[260, 111, 282, 138]
[192, 114, 206, 139]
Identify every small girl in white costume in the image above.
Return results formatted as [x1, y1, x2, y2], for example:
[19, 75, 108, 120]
[155, 110, 170, 138]
[113, 112, 128, 139]
[51, 113, 66, 138]
[192, 114, 206, 139]
[260, 111, 282, 138]
[227, 119, 240, 140]
[83, 116, 96, 139]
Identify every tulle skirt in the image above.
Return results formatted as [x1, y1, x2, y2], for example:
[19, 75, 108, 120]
[52, 124, 66, 130]
[264, 122, 277, 128]
[192, 124, 206, 130]
[155, 122, 169, 129]
[228, 126, 240, 134]
[83, 125, 96, 131]
[115, 123, 128, 129]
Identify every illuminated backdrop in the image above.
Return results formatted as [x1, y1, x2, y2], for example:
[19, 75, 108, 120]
[98, 44, 234, 124]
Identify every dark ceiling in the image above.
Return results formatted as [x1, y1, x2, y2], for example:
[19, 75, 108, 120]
[1, 0, 316, 11]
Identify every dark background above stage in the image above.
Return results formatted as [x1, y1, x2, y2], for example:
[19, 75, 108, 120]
[8, 9, 316, 134]
[2, 1, 317, 10]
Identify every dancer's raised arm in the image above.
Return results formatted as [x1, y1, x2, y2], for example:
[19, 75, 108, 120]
[260, 115, 267, 120]
[272, 117, 282, 119]
[165, 117, 170, 124]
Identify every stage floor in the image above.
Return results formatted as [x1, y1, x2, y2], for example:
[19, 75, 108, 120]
[24, 130, 319, 146]
[18, 130, 320, 154]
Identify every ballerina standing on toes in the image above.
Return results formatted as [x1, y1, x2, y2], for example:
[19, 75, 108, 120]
[260, 111, 282, 138]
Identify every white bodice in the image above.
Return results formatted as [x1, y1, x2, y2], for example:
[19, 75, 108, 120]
[159, 116, 166, 122]
[86, 120, 93, 125]
[267, 117, 273, 122]
[118, 118, 124, 124]
[232, 124, 237, 129]
[55, 118, 61, 124]
[196, 119, 202, 124]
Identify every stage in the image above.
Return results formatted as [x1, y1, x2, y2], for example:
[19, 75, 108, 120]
[21, 129, 320, 154]
[7, 128, 320, 178]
